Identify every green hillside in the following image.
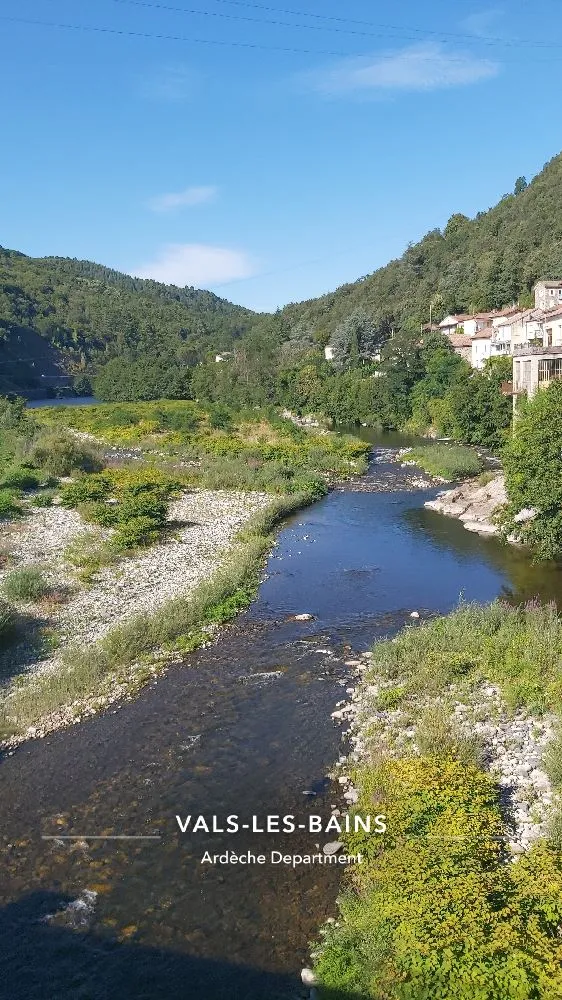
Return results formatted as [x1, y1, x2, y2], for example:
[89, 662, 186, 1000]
[0, 248, 258, 396]
[2, 151, 562, 399]
[281, 152, 562, 344]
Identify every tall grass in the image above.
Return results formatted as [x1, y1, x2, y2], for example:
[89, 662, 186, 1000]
[406, 443, 482, 481]
[0, 598, 14, 648]
[368, 599, 562, 715]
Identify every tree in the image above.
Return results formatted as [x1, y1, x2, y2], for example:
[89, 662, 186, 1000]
[514, 176, 528, 196]
[329, 309, 386, 369]
[503, 381, 562, 558]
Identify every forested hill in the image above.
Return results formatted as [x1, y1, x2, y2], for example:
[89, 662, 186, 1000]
[0, 247, 257, 395]
[280, 151, 562, 344]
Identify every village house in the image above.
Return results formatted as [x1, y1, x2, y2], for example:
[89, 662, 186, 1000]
[512, 285, 562, 400]
[471, 328, 493, 369]
[447, 332, 472, 362]
[533, 279, 562, 312]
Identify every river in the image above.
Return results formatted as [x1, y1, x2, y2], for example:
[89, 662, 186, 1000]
[1, 434, 561, 1000]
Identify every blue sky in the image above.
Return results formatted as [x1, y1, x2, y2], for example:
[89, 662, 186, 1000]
[2, 0, 562, 311]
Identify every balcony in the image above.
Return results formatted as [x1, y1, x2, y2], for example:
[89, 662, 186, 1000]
[513, 345, 562, 357]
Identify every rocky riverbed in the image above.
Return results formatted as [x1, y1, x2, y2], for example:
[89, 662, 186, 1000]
[1, 489, 271, 665]
[424, 473, 507, 536]
[0, 488, 273, 746]
[327, 633, 557, 859]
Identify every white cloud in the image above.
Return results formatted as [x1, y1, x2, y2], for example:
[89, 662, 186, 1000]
[139, 65, 198, 102]
[148, 186, 218, 213]
[306, 43, 499, 96]
[461, 8, 503, 37]
[133, 243, 257, 288]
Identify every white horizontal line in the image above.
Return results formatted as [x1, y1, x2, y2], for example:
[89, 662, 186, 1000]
[41, 835, 162, 840]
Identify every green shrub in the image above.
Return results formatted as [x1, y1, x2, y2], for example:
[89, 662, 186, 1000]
[0, 489, 22, 520]
[30, 489, 57, 508]
[111, 515, 162, 550]
[208, 404, 233, 430]
[0, 465, 42, 490]
[544, 735, 562, 789]
[117, 492, 168, 524]
[406, 443, 482, 481]
[27, 429, 102, 476]
[58, 474, 112, 506]
[503, 381, 562, 559]
[78, 501, 121, 527]
[0, 597, 14, 646]
[315, 755, 562, 999]
[2, 566, 49, 602]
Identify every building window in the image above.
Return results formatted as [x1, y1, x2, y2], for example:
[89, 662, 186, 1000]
[538, 358, 562, 383]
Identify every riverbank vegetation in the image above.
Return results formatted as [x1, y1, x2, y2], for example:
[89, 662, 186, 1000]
[0, 396, 368, 743]
[314, 600, 562, 998]
[403, 443, 483, 481]
[501, 381, 562, 560]
[0, 493, 309, 742]
[34, 399, 368, 494]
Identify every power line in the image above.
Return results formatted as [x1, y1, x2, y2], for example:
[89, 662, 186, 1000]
[4, 10, 559, 62]
[95, 0, 562, 51]
[0, 14, 355, 55]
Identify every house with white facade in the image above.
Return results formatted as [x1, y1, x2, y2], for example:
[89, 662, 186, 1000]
[471, 328, 493, 369]
[512, 301, 562, 400]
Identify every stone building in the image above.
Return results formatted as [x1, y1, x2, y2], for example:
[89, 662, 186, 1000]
[534, 280, 562, 312]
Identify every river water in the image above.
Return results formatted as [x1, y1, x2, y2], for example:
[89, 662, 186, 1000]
[1, 434, 561, 1000]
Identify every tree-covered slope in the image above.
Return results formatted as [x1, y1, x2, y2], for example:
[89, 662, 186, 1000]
[0, 247, 258, 394]
[281, 152, 562, 343]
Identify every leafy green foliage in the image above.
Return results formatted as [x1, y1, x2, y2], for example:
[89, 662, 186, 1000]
[0, 489, 22, 519]
[283, 154, 562, 341]
[0, 247, 256, 394]
[2, 566, 49, 602]
[315, 755, 562, 999]
[26, 429, 102, 476]
[0, 465, 42, 490]
[503, 381, 562, 558]
[368, 600, 562, 714]
[36, 401, 367, 496]
[406, 443, 483, 481]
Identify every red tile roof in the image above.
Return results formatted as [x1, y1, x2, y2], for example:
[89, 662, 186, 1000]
[472, 327, 494, 340]
[447, 333, 472, 347]
[544, 305, 562, 321]
[440, 314, 471, 324]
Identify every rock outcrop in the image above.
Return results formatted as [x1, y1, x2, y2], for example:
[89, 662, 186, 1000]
[424, 473, 507, 536]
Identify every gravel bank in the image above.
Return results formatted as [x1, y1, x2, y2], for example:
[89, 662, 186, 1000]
[0, 489, 271, 676]
[330, 639, 557, 858]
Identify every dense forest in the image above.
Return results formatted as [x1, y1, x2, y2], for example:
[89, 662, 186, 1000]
[0, 248, 257, 395]
[1, 151, 561, 441]
[281, 152, 562, 344]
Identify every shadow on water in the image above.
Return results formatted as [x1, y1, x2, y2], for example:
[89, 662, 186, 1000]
[2, 434, 562, 998]
[406, 506, 562, 606]
[0, 891, 362, 1000]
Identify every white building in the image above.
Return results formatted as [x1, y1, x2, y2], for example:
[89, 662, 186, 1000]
[471, 328, 493, 369]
